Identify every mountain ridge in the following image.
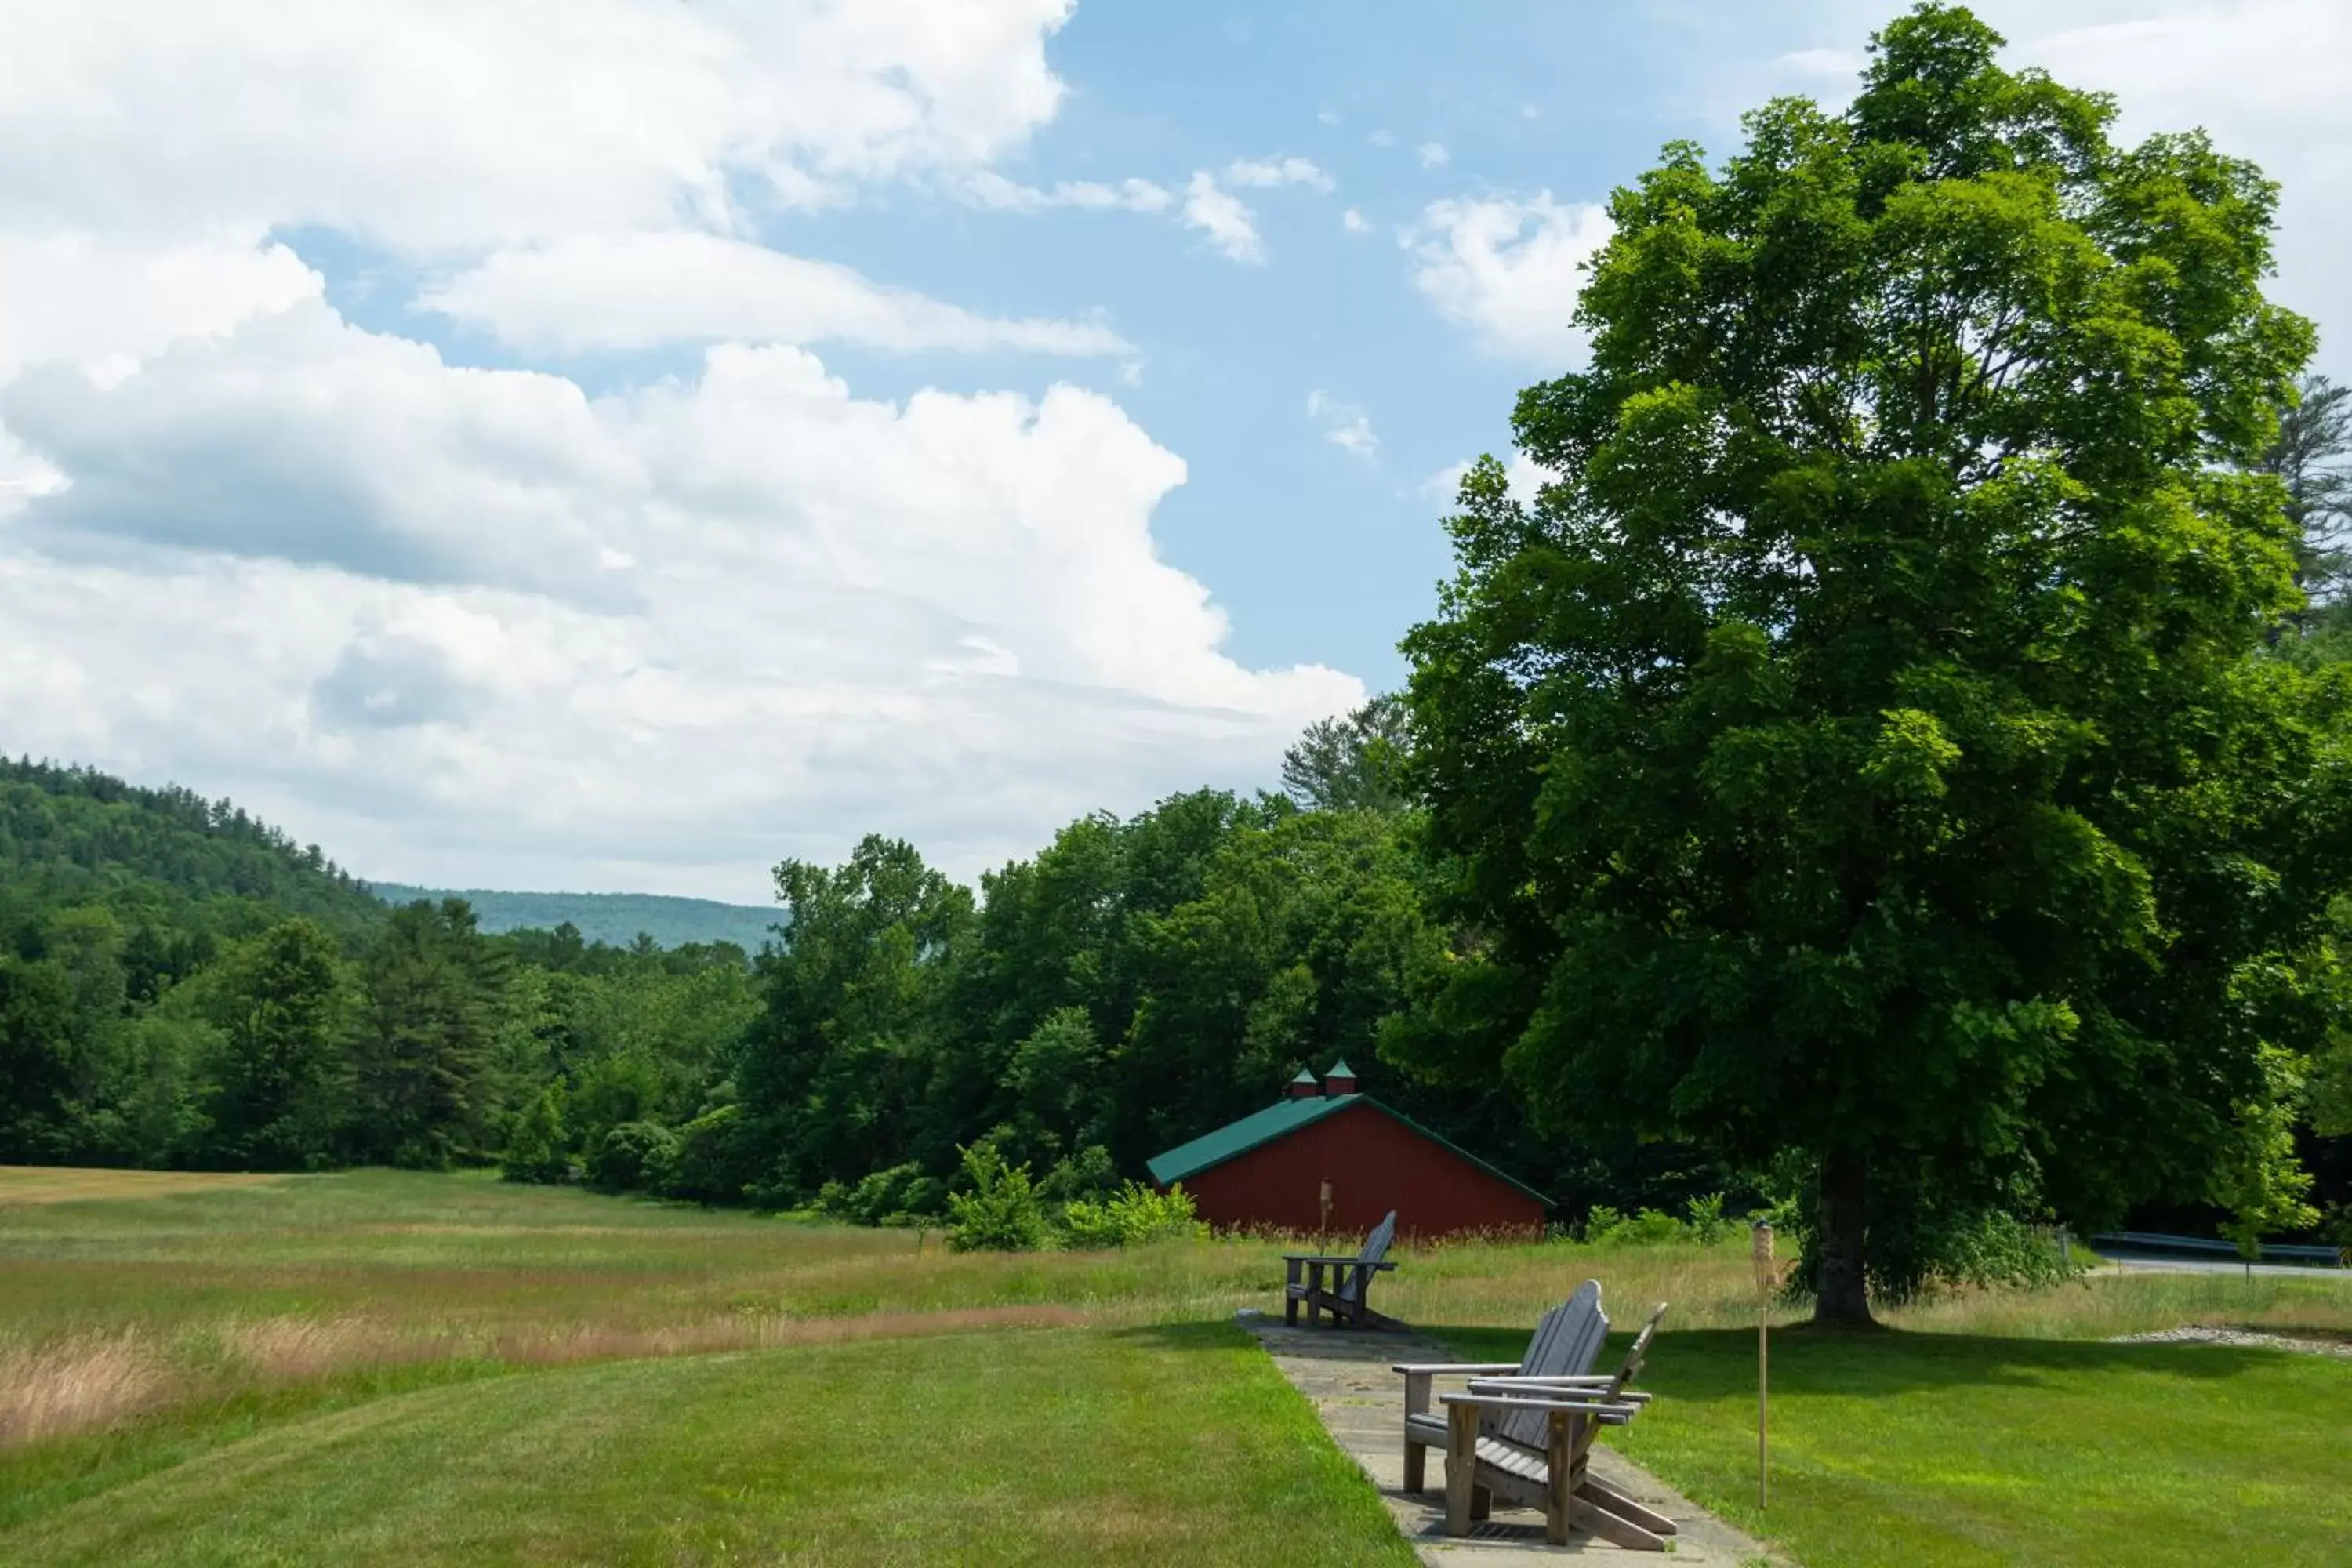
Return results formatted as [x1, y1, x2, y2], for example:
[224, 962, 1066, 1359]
[368, 884, 781, 951]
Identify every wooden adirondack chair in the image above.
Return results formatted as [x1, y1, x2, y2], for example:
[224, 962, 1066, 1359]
[1283, 1210, 1399, 1329]
[1416, 1297, 1677, 1549]
[1394, 1279, 1609, 1497]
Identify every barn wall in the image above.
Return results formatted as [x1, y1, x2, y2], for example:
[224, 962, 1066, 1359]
[1178, 1102, 1544, 1240]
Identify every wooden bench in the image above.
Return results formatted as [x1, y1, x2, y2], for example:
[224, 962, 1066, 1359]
[1283, 1210, 1399, 1330]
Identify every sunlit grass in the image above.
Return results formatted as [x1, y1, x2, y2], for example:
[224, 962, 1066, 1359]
[4, 1325, 1414, 1568]
[1440, 1321, 2352, 1568]
[7, 1166, 2350, 1566]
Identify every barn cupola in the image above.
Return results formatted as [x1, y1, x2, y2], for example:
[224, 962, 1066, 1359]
[1287, 1067, 1322, 1100]
[1323, 1059, 1359, 1098]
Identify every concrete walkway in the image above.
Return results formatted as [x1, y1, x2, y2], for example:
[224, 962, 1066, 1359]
[1239, 1310, 1782, 1566]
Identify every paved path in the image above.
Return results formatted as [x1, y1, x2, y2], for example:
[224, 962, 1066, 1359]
[1240, 1310, 1782, 1566]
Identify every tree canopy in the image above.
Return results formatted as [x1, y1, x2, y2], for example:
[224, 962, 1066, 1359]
[1397, 2, 2351, 1320]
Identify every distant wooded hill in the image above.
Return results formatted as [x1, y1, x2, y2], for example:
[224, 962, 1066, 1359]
[0, 757, 389, 941]
[367, 885, 781, 950]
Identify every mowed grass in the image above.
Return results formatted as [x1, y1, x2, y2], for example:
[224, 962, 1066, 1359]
[5, 1323, 1411, 1568]
[1437, 1320, 2352, 1568]
[7, 1166, 2352, 1566]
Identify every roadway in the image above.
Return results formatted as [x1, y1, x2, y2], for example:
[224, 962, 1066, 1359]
[2095, 1248, 2349, 1279]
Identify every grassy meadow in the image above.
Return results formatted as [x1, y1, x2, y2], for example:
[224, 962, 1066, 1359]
[4, 1166, 2349, 1565]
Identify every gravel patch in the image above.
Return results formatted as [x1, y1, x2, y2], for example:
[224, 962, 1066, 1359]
[2109, 1325, 2352, 1359]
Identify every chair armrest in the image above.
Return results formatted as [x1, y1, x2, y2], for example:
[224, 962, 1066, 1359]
[1468, 1378, 1652, 1403]
[1282, 1253, 1376, 1265]
[1392, 1362, 1521, 1376]
[1437, 1391, 1639, 1423]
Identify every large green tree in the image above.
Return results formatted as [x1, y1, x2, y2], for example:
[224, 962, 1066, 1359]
[347, 899, 510, 1167]
[200, 918, 349, 1169]
[733, 835, 977, 1200]
[1399, 4, 2349, 1321]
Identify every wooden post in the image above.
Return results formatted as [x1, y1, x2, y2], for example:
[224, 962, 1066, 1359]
[1545, 1407, 1571, 1545]
[1319, 1176, 1333, 1250]
[1403, 1372, 1432, 1493]
[1446, 1401, 1479, 1537]
[1751, 1221, 1774, 1511]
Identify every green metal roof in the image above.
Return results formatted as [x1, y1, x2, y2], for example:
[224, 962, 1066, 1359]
[1289, 1067, 1319, 1085]
[1325, 1058, 1356, 1078]
[1145, 1093, 1550, 1206]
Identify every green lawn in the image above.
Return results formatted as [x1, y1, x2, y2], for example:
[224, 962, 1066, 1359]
[1443, 1322, 2352, 1568]
[2, 1323, 1411, 1567]
[9, 1167, 2352, 1566]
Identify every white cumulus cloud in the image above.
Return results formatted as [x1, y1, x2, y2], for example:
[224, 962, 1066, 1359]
[1181, 173, 1264, 264]
[423, 234, 1131, 357]
[0, 307, 1359, 895]
[0, 0, 1369, 895]
[1406, 192, 1614, 365]
[0, 0, 1078, 253]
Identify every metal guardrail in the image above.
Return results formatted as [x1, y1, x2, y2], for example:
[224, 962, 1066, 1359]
[2092, 1230, 2345, 1266]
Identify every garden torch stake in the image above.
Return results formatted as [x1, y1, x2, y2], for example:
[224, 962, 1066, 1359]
[1751, 1221, 1773, 1511]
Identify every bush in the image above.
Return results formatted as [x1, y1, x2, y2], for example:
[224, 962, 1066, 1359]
[819, 1162, 951, 1227]
[945, 1141, 1048, 1252]
[1577, 1193, 1740, 1247]
[586, 1120, 678, 1193]
[1040, 1144, 1119, 1203]
[499, 1086, 575, 1185]
[1058, 1181, 1207, 1248]
[662, 1103, 745, 1203]
[1581, 1204, 1686, 1246]
[1684, 1191, 1737, 1243]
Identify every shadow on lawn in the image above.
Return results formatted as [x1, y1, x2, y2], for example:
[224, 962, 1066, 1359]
[1106, 1321, 1259, 1356]
[1417, 1321, 2320, 1398]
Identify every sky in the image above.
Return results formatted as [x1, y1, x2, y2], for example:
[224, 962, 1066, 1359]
[1, 0, 2346, 902]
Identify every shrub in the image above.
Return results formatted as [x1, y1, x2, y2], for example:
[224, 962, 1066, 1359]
[1040, 1144, 1119, 1203]
[1058, 1181, 1207, 1249]
[586, 1120, 678, 1193]
[662, 1103, 745, 1203]
[819, 1163, 952, 1227]
[499, 1086, 574, 1185]
[945, 1141, 1048, 1252]
[1581, 1204, 1686, 1246]
[1684, 1191, 1737, 1243]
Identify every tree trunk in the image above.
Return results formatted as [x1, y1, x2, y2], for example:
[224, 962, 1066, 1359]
[1813, 1149, 1875, 1326]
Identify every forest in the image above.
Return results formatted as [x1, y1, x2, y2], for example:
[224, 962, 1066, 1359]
[7, 9, 2352, 1311]
[0, 750, 1711, 1221]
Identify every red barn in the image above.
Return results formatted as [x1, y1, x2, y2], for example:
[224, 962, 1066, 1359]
[1145, 1061, 1548, 1240]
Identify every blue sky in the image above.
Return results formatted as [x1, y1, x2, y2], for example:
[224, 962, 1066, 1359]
[1, 1, 2345, 899]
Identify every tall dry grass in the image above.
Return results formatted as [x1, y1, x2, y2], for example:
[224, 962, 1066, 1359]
[0, 1333, 171, 1447]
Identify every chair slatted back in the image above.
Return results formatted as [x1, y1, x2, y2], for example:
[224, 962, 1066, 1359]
[1494, 1279, 1606, 1450]
[1601, 1302, 1668, 1396]
[1557, 1301, 1670, 1468]
[1337, 1210, 1399, 1303]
